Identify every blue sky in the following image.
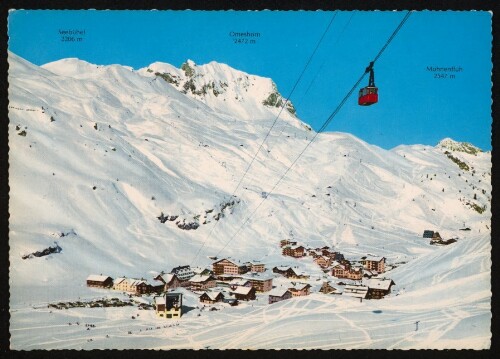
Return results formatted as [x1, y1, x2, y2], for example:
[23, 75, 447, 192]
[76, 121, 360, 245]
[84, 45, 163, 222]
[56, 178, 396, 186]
[8, 10, 492, 150]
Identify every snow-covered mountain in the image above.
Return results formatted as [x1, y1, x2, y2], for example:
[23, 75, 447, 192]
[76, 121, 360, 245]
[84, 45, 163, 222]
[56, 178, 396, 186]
[8, 52, 491, 349]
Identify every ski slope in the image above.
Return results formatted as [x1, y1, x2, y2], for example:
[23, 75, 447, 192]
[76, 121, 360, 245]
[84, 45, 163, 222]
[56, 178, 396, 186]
[8, 52, 491, 349]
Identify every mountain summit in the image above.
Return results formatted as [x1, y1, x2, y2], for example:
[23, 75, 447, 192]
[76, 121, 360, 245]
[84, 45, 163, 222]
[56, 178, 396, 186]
[137, 59, 298, 123]
[437, 137, 484, 155]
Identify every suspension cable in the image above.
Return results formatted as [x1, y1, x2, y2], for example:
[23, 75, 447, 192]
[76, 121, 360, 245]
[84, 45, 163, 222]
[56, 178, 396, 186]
[213, 10, 413, 258]
[190, 12, 339, 265]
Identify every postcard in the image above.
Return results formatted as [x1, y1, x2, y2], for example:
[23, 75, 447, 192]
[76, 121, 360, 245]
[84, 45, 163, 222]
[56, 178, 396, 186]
[7, 9, 492, 349]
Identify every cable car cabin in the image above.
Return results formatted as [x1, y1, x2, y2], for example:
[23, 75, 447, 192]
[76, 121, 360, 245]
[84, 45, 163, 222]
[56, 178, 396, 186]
[358, 86, 378, 106]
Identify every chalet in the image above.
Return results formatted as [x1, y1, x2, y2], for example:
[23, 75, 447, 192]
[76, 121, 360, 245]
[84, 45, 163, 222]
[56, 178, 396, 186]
[282, 245, 306, 258]
[272, 266, 309, 279]
[230, 286, 256, 301]
[242, 273, 274, 292]
[268, 288, 293, 304]
[199, 291, 225, 304]
[280, 239, 297, 247]
[170, 265, 195, 281]
[343, 284, 368, 300]
[248, 261, 266, 273]
[308, 249, 323, 258]
[361, 256, 386, 273]
[288, 282, 311, 297]
[229, 278, 252, 289]
[331, 263, 363, 280]
[330, 251, 345, 262]
[365, 278, 395, 299]
[153, 273, 181, 292]
[155, 292, 182, 319]
[363, 270, 378, 279]
[223, 297, 239, 306]
[423, 230, 435, 238]
[272, 266, 289, 276]
[319, 281, 339, 295]
[314, 255, 332, 268]
[113, 277, 152, 294]
[213, 258, 248, 276]
[86, 274, 113, 288]
[188, 275, 217, 291]
[192, 266, 213, 276]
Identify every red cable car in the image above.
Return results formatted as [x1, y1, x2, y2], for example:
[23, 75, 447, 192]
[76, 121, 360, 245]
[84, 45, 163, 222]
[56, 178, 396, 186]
[358, 61, 378, 106]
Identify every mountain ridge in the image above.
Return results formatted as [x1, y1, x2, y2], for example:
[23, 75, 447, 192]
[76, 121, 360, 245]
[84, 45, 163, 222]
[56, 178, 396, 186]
[8, 52, 491, 349]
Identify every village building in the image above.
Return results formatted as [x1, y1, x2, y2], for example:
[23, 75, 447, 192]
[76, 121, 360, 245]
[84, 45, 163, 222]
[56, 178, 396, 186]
[242, 273, 274, 292]
[331, 263, 363, 280]
[153, 273, 181, 292]
[361, 256, 386, 273]
[223, 297, 239, 306]
[192, 266, 213, 276]
[329, 251, 345, 262]
[343, 284, 368, 300]
[199, 291, 225, 304]
[282, 245, 306, 258]
[423, 230, 435, 238]
[280, 239, 297, 247]
[288, 282, 311, 297]
[365, 278, 396, 299]
[319, 281, 340, 295]
[170, 265, 195, 281]
[272, 266, 309, 279]
[314, 255, 332, 268]
[247, 261, 266, 273]
[86, 274, 113, 288]
[230, 286, 256, 301]
[188, 274, 217, 291]
[363, 269, 379, 279]
[308, 249, 323, 258]
[213, 258, 248, 276]
[268, 288, 293, 304]
[229, 278, 252, 289]
[155, 292, 183, 319]
[113, 277, 152, 294]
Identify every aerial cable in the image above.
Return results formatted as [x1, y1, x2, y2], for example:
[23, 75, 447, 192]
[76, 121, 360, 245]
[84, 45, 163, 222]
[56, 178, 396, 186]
[272, 12, 356, 143]
[214, 10, 413, 257]
[190, 12, 338, 265]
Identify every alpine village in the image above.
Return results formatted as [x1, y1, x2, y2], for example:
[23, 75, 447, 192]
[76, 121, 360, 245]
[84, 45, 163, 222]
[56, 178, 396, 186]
[83, 230, 448, 319]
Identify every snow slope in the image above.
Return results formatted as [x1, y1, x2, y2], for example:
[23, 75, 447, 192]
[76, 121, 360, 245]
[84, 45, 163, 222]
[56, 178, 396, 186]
[8, 52, 491, 349]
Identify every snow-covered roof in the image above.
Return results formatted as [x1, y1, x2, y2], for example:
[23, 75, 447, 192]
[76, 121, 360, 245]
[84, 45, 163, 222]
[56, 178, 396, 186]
[192, 266, 210, 274]
[190, 274, 214, 283]
[290, 268, 308, 276]
[242, 273, 274, 281]
[113, 277, 126, 285]
[87, 274, 111, 282]
[158, 273, 176, 283]
[289, 283, 311, 291]
[274, 266, 290, 271]
[171, 265, 192, 273]
[268, 288, 290, 297]
[365, 256, 385, 262]
[154, 296, 166, 305]
[343, 285, 368, 298]
[231, 286, 253, 295]
[114, 277, 148, 286]
[202, 291, 224, 301]
[229, 278, 250, 286]
[365, 278, 395, 290]
[213, 257, 239, 266]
